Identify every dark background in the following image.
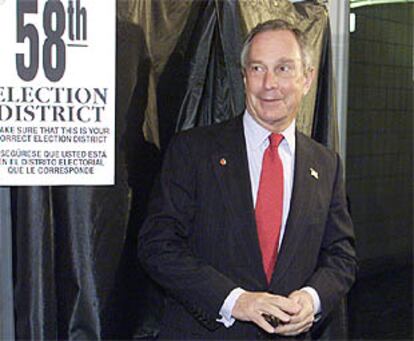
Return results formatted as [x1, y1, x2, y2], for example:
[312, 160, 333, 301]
[346, 3, 413, 340]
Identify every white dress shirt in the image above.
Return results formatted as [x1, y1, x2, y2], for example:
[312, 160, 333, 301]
[217, 111, 321, 327]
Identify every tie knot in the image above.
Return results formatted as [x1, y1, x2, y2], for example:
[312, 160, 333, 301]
[269, 133, 283, 148]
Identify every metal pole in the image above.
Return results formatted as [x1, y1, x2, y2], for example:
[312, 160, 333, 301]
[0, 187, 15, 340]
[328, 0, 350, 164]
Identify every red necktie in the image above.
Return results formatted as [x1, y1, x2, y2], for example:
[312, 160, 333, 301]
[255, 133, 284, 283]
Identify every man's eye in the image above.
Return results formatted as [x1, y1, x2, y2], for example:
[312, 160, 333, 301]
[279, 64, 292, 72]
[251, 65, 264, 72]
[276, 64, 297, 78]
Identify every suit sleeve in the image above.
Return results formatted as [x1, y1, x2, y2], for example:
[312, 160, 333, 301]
[137, 133, 238, 330]
[307, 153, 357, 321]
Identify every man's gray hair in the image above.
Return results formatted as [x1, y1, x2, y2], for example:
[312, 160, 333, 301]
[240, 19, 313, 73]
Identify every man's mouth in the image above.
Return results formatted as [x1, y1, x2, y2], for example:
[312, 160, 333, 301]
[260, 98, 283, 102]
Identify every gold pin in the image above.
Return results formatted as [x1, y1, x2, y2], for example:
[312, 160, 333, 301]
[310, 167, 319, 179]
[219, 158, 227, 166]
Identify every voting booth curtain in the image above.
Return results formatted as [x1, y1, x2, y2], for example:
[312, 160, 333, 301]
[11, 0, 340, 339]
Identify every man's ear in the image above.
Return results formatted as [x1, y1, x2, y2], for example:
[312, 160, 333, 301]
[303, 67, 316, 95]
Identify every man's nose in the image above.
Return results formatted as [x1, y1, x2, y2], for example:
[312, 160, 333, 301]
[263, 71, 279, 89]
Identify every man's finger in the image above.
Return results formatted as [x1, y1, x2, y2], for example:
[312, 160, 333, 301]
[253, 313, 276, 334]
[267, 294, 302, 316]
[259, 301, 296, 324]
[275, 312, 314, 336]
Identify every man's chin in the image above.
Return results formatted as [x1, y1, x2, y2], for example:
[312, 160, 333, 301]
[257, 115, 291, 132]
[261, 113, 287, 125]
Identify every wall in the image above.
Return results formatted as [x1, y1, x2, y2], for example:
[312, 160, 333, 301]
[346, 3, 413, 273]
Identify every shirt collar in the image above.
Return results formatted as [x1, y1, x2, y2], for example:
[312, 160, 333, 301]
[243, 110, 296, 154]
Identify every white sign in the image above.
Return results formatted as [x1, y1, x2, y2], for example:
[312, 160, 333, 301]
[0, 0, 115, 185]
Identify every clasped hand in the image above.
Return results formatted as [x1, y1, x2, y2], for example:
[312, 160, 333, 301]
[232, 290, 315, 336]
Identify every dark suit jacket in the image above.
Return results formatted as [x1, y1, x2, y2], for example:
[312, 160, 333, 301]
[138, 115, 357, 340]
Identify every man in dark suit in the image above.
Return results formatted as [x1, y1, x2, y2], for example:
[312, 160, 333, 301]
[138, 20, 357, 339]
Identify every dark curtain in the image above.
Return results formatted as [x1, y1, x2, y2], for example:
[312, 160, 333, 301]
[12, 0, 340, 339]
[138, 0, 336, 150]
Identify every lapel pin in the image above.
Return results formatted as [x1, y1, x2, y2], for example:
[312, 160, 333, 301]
[219, 158, 227, 166]
[310, 167, 319, 180]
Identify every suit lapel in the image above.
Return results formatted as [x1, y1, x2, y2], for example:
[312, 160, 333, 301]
[210, 121, 321, 288]
[211, 116, 267, 284]
[270, 132, 318, 286]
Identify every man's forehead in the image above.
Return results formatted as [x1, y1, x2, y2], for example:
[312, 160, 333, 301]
[248, 30, 302, 59]
[250, 29, 300, 47]
[247, 57, 300, 65]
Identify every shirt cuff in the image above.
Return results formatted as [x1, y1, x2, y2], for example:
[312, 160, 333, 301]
[301, 286, 322, 320]
[216, 287, 246, 328]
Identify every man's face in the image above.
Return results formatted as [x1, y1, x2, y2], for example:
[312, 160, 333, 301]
[243, 29, 314, 132]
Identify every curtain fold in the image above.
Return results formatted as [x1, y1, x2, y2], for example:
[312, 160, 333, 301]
[13, 187, 57, 339]
[312, 20, 338, 149]
[140, 0, 335, 148]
